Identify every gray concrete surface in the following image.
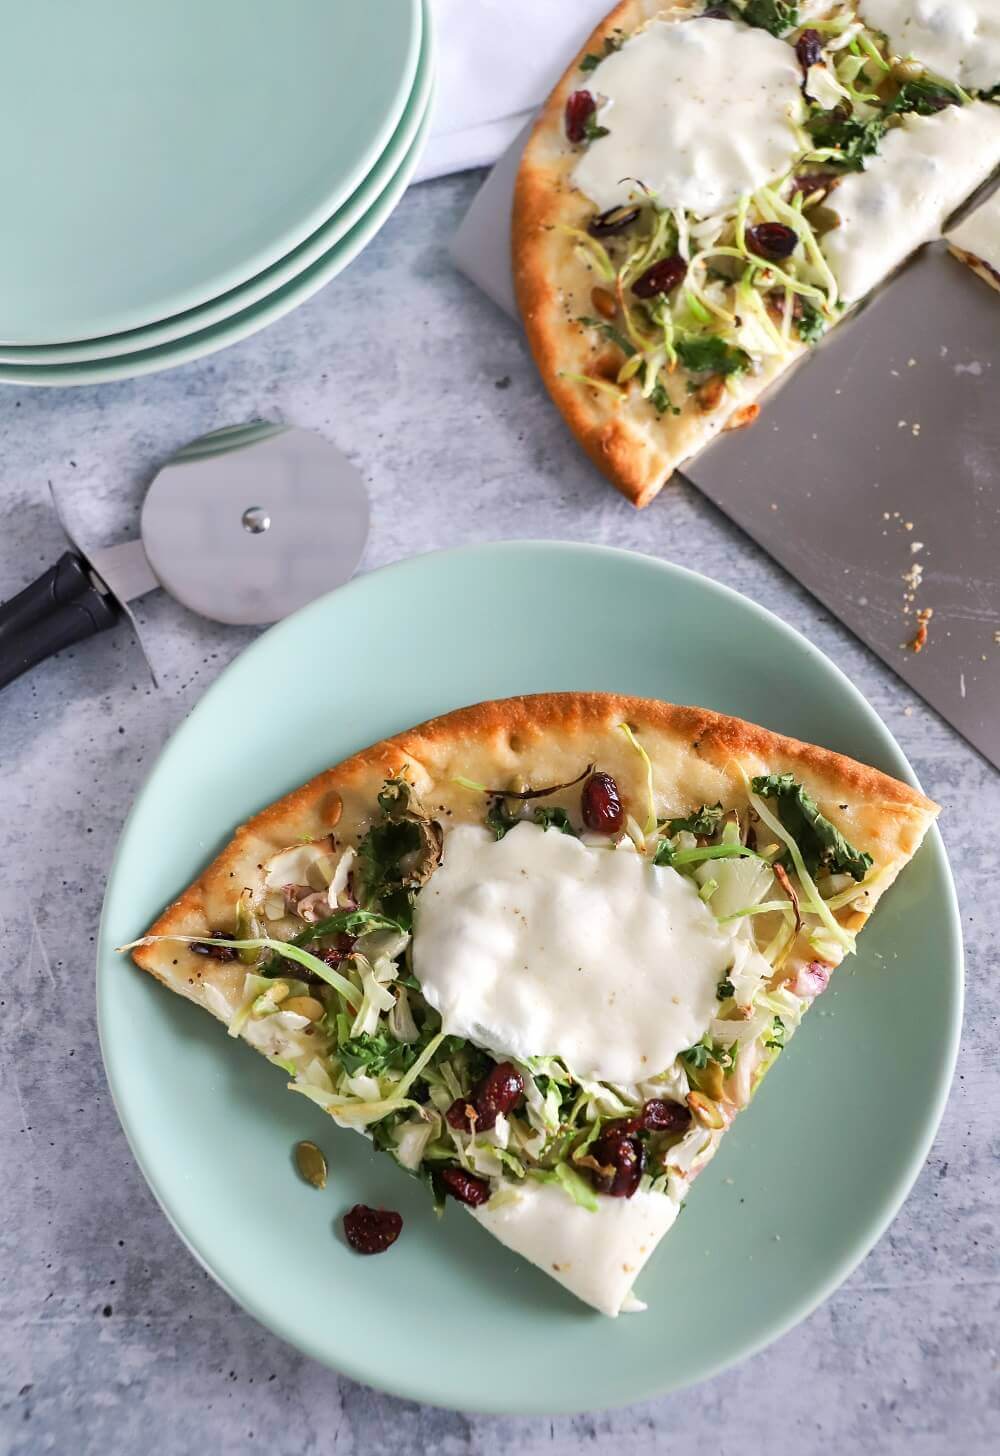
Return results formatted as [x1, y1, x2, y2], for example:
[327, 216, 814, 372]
[0, 172, 996, 1456]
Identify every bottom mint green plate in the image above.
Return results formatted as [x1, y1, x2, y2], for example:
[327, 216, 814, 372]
[97, 544, 961, 1414]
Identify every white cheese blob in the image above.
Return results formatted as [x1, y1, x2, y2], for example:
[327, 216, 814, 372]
[571, 18, 805, 217]
[861, 1, 1000, 93]
[471, 1179, 679, 1317]
[821, 104, 1000, 301]
[947, 185, 1000, 273]
[411, 822, 737, 1083]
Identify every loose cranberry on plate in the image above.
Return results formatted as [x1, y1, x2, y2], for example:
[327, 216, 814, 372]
[343, 1204, 403, 1254]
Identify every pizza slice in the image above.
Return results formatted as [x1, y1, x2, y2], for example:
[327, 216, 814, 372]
[513, 1, 1000, 506]
[128, 693, 937, 1317]
[946, 186, 1000, 293]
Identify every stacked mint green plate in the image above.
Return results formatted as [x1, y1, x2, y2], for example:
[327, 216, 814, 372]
[0, 0, 432, 385]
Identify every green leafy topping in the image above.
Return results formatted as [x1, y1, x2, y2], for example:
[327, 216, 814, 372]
[675, 335, 750, 376]
[486, 797, 521, 840]
[291, 908, 404, 948]
[532, 1162, 600, 1213]
[578, 315, 637, 357]
[886, 78, 964, 116]
[796, 301, 827, 346]
[666, 802, 725, 836]
[580, 34, 623, 72]
[652, 838, 676, 867]
[338, 1031, 418, 1077]
[649, 379, 680, 416]
[356, 782, 443, 928]
[750, 773, 873, 882]
[765, 1016, 786, 1050]
[583, 112, 610, 143]
[533, 806, 578, 836]
[806, 112, 886, 171]
[680, 1036, 735, 1071]
[716, 978, 736, 1001]
[741, 0, 799, 37]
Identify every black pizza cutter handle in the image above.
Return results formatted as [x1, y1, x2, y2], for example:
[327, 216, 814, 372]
[0, 550, 121, 691]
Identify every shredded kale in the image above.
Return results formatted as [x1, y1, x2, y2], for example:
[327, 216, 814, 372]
[741, 0, 799, 37]
[291, 908, 404, 948]
[580, 34, 623, 72]
[356, 780, 443, 928]
[649, 379, 680, 416]
[652, 838, 676, 867]
[533, 806, 578, 836]
[338, 1031, 418, 1077]
[666, 802, 725, 836]
[676, 335, 750, 375]
[681, 1036, 736, 1072]
[578, 315, 636, 357]
[806, 111, 885, 170]
[796, 301, 827, 345]
[886, 78, 963, 116]
[485, 796, 521, 840]
[751, 772, 873, 881]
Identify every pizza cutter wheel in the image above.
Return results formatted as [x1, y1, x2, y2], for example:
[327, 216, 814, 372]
[0, 422, 370, 691]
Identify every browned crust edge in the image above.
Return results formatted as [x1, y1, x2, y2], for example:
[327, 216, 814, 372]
[133, 691, 938, 989]
[511, 2, 804, 509]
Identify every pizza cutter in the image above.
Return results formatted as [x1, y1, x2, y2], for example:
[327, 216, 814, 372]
[0, 421, 370, 691]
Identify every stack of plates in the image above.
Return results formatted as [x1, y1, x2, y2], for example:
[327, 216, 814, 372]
[0, 0, 433, 386]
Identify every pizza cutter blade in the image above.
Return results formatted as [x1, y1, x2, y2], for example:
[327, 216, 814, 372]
[0, 422, 370, 692]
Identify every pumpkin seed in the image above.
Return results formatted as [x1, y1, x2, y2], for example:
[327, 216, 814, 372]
[294, 1140, 328, 1189]
[686, 1091, 725, 1130]
[283, 995, 325, 1022]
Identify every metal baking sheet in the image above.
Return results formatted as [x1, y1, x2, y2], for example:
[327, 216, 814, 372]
[452, 149, 1000, 768]
[686, 245, 1000, 768]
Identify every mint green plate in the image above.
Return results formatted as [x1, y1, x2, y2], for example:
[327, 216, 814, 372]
[0, 0, 432, 366]
[0, 0, 420, 344]
[97, 544, 961, 1414]
[0, 80, 433, 388]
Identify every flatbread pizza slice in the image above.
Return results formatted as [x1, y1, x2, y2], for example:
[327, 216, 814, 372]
[946, 186, 1000, 293]
[513, 1, 1000, 506]
[129, 693, 937, 1317]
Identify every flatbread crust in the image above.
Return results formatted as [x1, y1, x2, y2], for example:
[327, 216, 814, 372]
[947, 244, 1000, 295]
[513, 1, 804, 509]
[134, 691, 938, 1007]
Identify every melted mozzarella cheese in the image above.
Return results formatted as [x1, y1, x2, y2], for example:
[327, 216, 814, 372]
[571, 17, 804, 217]
[471, 1179, 679, 1317]
[821, 104, 1000, 301]
[947, 186, 1000, 273]
[411, 822, 737, 1083]
[861, 1, 1000, 93]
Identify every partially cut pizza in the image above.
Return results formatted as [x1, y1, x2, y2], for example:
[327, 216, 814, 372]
[513, 1, 1000, 506]
[947, 186, 1000, 293]
[128, 693, 937, 1317]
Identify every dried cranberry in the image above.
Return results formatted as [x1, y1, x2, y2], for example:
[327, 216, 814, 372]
[446, 1097, 476, 1130]
[746, 223, 799, 261]
[565, 90, 597, 143]
[591, 1126, 645, 1198]
[190, 933, 236, 961]
[632, 253, 687, 299]
[795, 28, 823, 74]
[343, 1204, 403, 1254]
[474, 1061, 524, 1130]
[321, 934, 356, 966]
[440, 1166, 491, 1207]
[641, 1098, 692, 1134]
[581, 771, 625, 834]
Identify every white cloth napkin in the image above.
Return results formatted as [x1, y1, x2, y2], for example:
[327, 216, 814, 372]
[415, 0, 611, 181]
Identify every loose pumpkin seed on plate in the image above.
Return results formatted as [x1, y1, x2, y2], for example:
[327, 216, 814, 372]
[294, 1140, 328, 1189]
